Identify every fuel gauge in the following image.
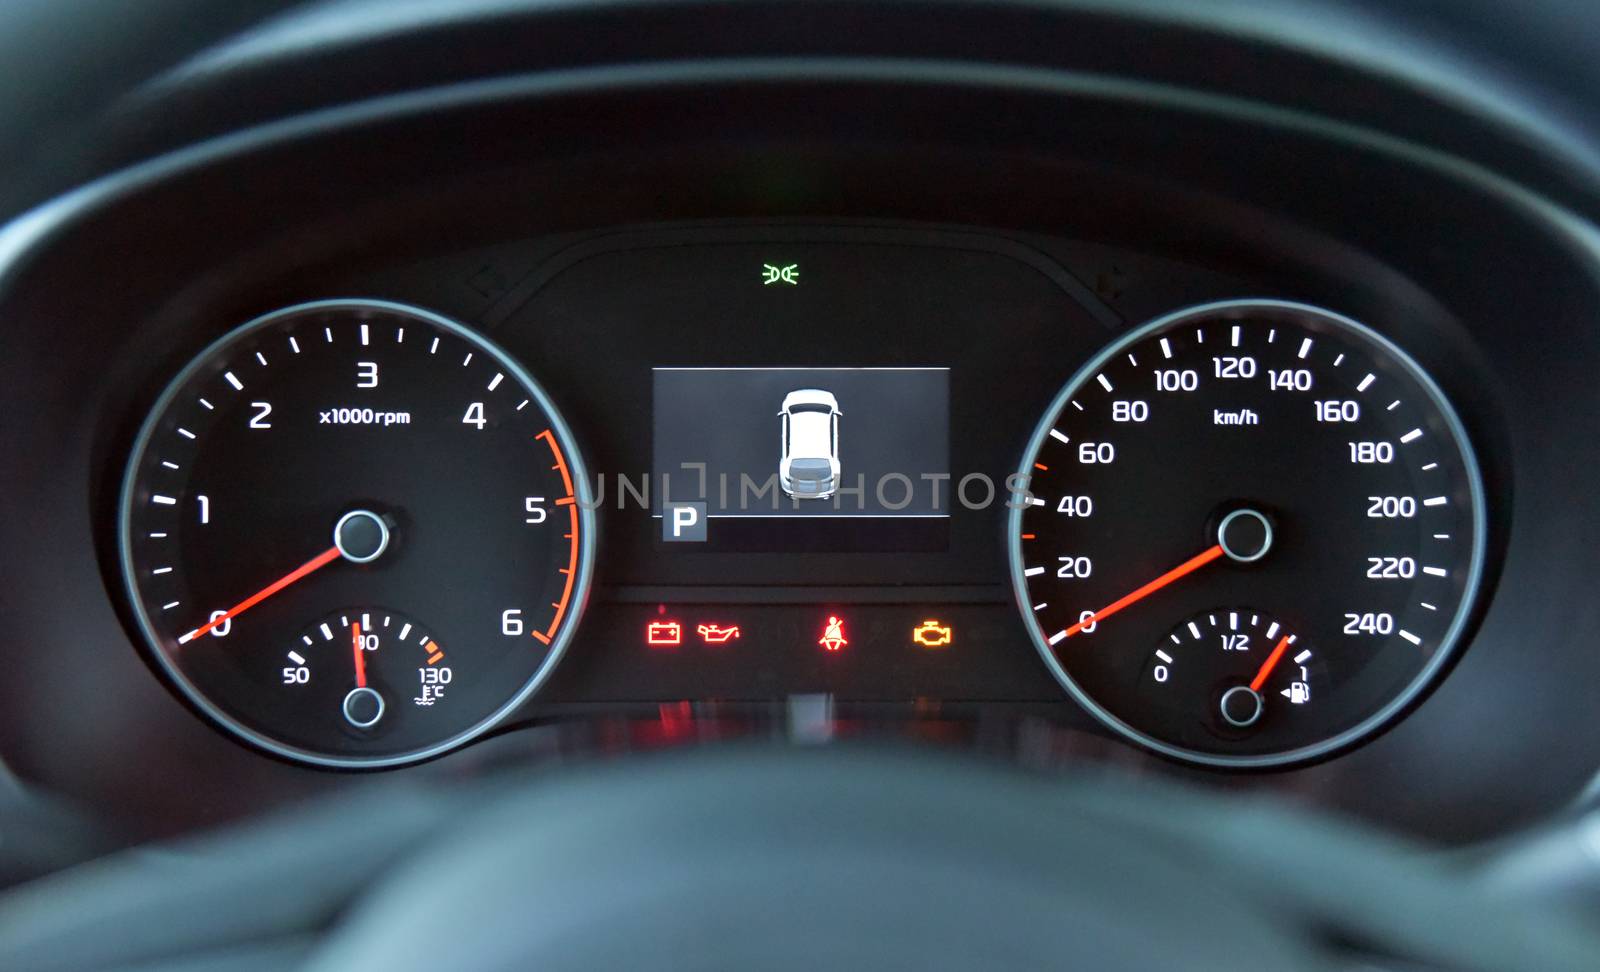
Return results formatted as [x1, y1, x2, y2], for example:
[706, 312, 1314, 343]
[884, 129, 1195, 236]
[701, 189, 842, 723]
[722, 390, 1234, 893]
[1142, 609, 1326, 747]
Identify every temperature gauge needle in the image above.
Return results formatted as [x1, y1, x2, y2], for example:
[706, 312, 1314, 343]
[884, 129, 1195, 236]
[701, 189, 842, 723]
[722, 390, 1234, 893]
[352, 620, 367, 688]
[178, 546, 342, 644]
[1250, 635, 1293, 692]
[1063, 544, 1225, 638]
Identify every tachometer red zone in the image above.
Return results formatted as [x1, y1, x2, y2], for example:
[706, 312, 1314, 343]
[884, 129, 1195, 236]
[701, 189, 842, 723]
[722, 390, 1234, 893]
[534, 428, 580, 646]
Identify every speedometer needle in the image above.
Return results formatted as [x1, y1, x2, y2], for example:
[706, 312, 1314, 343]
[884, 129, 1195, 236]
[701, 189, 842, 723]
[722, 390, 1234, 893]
[1063, 544, 1225, 638]
[178, 546, 342, 644]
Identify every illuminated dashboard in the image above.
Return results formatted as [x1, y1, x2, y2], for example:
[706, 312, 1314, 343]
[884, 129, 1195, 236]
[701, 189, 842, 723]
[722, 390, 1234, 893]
[110, 225, 1492, 770]
[3, 45, 1599, 848]
[15, 5, 1600, 965]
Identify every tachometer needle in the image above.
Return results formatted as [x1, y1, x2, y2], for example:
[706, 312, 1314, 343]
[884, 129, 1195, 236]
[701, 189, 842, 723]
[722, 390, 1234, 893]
[351, 620, 367, 688]
[1063, 544, 1225, 638]
[1250, 635, 1293, 692]
[177, 546, 342, 644]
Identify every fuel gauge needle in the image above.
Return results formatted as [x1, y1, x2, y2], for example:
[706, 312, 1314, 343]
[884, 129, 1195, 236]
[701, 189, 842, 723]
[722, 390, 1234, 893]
[177, 546, 342, 644]
[1250, 635, 1293, 692]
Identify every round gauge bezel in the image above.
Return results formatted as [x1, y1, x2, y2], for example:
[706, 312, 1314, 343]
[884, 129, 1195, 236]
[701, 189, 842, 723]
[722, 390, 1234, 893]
[117, 298, 597, 769]
[1007, 298, 1488, 769]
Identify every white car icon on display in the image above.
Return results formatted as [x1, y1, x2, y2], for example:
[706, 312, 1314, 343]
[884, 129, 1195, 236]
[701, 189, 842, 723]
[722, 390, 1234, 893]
[779, 389, 841, 499]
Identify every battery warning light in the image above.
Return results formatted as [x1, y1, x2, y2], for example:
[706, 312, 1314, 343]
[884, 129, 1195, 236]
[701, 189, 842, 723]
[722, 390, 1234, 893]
[646, 620, 682, 647]
[912, 620, 953, 648]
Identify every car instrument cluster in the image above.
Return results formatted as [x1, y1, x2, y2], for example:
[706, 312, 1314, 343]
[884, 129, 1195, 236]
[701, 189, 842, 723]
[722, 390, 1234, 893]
[112, 227, 1492, 768]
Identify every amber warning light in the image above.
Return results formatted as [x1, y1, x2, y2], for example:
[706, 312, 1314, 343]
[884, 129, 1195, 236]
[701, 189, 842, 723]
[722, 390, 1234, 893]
[912, 620, 953, 648]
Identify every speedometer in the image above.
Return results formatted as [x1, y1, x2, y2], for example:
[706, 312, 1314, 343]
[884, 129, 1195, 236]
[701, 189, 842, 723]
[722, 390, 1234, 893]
[1010, 300, 1486, 766]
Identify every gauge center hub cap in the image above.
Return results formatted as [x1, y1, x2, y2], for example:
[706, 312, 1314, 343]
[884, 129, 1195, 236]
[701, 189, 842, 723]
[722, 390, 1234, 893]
[334, 509, 391, 563]
[1217, 508, 1273, 564]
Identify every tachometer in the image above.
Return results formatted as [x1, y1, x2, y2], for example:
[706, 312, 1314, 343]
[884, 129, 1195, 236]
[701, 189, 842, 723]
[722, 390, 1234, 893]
[1010, 300, 1485, 766]
[119, 299, 594, 767]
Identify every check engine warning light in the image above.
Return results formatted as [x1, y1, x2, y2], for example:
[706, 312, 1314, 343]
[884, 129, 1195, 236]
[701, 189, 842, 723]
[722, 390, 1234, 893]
[646, 620, 682, 647]
[696, 623, 741, 644]
[912, 620, 953, 648]
[819, 616, 849, 652]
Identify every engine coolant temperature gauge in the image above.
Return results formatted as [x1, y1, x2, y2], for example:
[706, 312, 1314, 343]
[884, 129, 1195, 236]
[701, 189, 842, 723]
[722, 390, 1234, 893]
[1144, 610, 1325, 741]
[282, 609, 454, 735]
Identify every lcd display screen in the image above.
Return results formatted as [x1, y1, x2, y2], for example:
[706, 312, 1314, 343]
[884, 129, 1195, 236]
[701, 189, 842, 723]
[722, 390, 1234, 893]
[653, 366, 950, 549]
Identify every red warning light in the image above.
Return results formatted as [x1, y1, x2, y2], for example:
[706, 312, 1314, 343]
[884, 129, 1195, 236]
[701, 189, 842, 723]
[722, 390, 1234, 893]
[818, 615, 849, 652]
[646, 620, 682, 646]
[696, 623, 741, 644]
